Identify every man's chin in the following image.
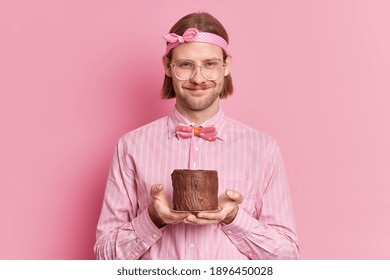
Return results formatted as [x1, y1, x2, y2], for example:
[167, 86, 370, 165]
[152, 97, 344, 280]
[183, 100, 218, 112]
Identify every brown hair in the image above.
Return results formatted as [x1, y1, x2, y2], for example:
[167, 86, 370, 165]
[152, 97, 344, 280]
[161, 12, 234, 99]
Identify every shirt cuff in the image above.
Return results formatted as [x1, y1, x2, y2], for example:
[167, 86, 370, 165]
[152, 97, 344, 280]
[221, 207, 259, 243]
[131, 208, 163, 247]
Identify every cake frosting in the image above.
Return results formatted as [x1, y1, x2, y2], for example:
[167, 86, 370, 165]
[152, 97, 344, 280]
[171, 169, 218, 212]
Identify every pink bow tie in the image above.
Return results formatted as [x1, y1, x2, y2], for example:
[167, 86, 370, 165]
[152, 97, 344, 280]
[176, 123, 217, 142]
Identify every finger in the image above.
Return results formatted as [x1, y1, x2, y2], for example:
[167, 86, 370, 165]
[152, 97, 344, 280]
[185, 213, 197, 222]
[150, 184, 164, 197]
[225, 189, 243, 204]
[183, 215, 196, 224]
[170, 212, 190, 220]
[197, 212, 225, 221]
[186, 215, 220, 225]
[157, 207, 189, 220]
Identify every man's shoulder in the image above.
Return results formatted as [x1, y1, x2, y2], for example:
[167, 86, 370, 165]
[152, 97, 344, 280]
[119, 115, 168, 142]
[224, 117, 278, 147]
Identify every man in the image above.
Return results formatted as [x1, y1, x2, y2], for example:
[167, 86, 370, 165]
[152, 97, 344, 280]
[94, 12, 298, 260]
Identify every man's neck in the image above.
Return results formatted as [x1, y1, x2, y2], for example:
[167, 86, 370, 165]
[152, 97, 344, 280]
[175, 103, 220, 125]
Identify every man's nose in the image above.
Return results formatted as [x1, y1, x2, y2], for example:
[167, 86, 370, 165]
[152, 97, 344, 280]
[190, 65, 207, 83]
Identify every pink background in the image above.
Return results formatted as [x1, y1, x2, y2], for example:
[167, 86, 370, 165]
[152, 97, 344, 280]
[1, 0, 389, 259]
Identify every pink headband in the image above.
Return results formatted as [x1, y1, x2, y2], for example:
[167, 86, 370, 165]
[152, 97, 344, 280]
[163, 28, 228, 54]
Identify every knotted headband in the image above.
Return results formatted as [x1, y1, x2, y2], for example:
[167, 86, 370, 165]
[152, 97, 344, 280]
[163, 28, 229, 55]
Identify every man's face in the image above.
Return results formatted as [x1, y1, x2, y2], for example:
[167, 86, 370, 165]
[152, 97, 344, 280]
[165, 42, 231, 115]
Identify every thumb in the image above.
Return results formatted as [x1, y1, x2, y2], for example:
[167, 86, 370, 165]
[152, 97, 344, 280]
[225, 189, 243, 204]
[150, 184, 164, 197]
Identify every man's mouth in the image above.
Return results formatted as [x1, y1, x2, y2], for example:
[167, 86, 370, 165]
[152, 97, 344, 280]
[184, 85, 211, 91]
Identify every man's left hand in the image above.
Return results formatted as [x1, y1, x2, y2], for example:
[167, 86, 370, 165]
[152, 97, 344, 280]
[184, 189, 243, 225]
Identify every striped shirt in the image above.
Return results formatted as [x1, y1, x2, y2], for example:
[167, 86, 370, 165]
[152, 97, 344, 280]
[94, 107, 298, 259]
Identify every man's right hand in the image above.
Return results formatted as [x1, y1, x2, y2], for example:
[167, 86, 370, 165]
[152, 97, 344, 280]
[148, 184, 189, 228]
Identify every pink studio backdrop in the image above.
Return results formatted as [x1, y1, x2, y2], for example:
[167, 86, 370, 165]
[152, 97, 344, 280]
[1, 0, 389, 259]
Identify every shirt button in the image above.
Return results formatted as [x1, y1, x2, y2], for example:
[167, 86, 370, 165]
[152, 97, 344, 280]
[227, 230, 232, 234]
[194, 146, 199, 152]
[189, 243, 195, 249]
[152, 234, 158, 238]
[135, 252, 139, 256]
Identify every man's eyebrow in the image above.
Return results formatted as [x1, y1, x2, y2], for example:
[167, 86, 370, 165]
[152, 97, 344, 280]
[204, 57, 223, 61]
[174, 57, 223, 62]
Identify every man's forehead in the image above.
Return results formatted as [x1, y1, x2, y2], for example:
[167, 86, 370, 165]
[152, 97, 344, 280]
[171, 42, 224, 60]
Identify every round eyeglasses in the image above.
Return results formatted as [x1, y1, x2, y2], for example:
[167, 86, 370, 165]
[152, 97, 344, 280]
[170, 60, 225, 81]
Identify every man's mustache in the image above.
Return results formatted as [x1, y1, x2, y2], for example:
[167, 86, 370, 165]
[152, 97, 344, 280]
[183, 84, 213, 90]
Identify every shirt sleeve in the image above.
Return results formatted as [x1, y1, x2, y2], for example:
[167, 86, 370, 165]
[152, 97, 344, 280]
[94, 137, 163, 260]
[221, 142, 299, 259]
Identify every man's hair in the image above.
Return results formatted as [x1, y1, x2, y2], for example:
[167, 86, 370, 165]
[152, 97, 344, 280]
[161, 12, 234, 99]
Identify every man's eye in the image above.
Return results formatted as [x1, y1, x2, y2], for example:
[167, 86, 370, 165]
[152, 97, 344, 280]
[177, 62, 194, 69]
[205, 61, 219, 68]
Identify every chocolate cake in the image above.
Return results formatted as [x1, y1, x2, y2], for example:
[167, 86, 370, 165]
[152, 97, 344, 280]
[171, 169, 218, 212]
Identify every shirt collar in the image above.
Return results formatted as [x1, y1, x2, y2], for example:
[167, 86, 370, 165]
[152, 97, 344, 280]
[167, 105, 227, 141]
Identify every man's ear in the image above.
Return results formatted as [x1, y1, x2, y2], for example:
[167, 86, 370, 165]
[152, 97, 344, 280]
[162, 55, 172, 77]
[224, 55, 232, 77]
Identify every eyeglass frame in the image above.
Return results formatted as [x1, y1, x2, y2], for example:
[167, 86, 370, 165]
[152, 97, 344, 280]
[169, 60, 226, 81]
